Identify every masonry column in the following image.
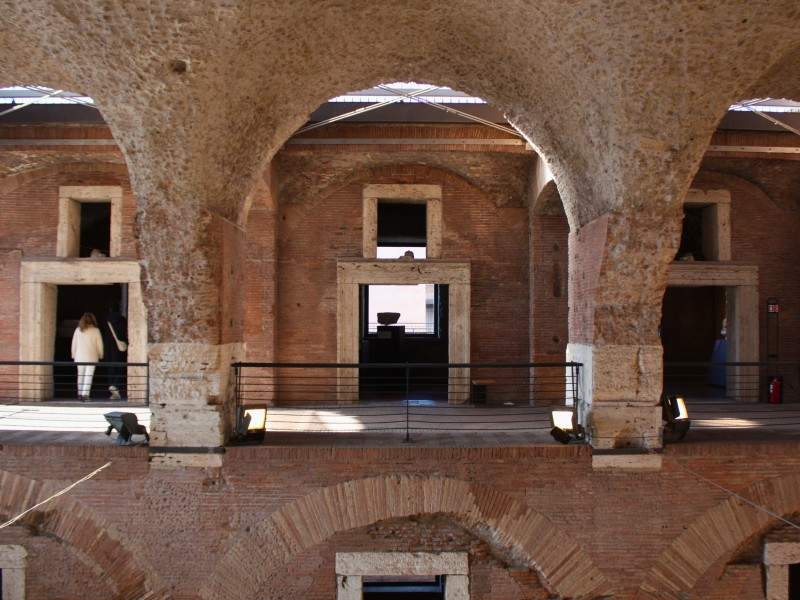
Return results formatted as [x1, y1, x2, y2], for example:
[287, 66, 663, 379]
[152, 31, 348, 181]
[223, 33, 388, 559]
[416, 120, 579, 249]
[135, 176, 246, 457]
[567, 206, 682, 452]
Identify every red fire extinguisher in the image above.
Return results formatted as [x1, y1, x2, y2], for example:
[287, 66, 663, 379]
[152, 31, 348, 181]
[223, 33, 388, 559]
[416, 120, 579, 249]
[768, 375, 783, 404]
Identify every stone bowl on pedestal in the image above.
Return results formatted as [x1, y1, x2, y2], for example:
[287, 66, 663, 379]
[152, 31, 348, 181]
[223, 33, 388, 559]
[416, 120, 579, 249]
[377, 312, 401, 325]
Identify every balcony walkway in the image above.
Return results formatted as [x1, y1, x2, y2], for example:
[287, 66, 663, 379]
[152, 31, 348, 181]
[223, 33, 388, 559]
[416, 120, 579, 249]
[2, 399, 800, 447]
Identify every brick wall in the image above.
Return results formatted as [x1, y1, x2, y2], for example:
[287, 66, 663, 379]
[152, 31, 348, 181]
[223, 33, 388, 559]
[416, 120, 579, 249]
[694, 165, 800, 366]
[0, 442, 798, 599]
[273, 161, 529, 367]
[0, 163, 137, 357]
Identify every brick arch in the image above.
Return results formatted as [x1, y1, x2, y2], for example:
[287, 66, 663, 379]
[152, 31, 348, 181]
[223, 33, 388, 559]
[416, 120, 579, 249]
[274, 158, 528, 212]
[637, 472, 800, 598]
[693, 168, 785, 210]
[0, 467, 170, 600]
[200, 475, 611, 600]
[0, 160, 129, 195]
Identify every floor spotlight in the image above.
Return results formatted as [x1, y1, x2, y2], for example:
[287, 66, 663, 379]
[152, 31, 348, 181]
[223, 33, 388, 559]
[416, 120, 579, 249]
[662, 395, 690, 442]
[234, 405, 268, 443]
[104, 411, 149, 445]
[549, 409, 585, 444]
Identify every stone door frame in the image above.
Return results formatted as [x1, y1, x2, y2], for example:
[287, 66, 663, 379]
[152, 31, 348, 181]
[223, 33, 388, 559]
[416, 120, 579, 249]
[19, 259, 147, 400]
[336, 552, 469, 600]
[337, 259, 470, 403]
[0, 545, 27, 600]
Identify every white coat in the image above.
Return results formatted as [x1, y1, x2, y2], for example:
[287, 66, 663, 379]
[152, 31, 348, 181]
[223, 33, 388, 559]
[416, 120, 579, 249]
[71, 326, 104, 362]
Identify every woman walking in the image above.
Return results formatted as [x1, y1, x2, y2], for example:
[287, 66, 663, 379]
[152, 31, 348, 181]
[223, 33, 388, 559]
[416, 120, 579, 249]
[71, 312, 104, 400]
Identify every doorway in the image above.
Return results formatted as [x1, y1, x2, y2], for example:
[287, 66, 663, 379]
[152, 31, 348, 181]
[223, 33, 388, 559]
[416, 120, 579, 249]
[53, 283, 127, 399]
[661, 286, 726, 398]
[359, 283, 449, 401]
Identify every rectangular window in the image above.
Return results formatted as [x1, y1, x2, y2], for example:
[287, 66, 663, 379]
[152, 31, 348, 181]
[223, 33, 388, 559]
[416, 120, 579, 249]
[79, 201, 111, 257]
[377, 201, 426, 248]
[363, 575, 444, 599]
[364, 284, 437, 335]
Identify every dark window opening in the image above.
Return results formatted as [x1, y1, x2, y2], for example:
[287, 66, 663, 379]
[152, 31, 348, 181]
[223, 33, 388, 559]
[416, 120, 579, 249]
[363, 575, 445, 600]
[378, 201, 426, 247]
[359, 284, 449, 400]
[54, 283, 127, 399]
[79, 202, 111, 257]
[790, 563, 800, 600]
[675, 205, 705, 261]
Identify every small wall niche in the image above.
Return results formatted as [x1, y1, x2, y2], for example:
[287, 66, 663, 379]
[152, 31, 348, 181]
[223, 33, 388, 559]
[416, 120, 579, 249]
[676, 188, 731, 262]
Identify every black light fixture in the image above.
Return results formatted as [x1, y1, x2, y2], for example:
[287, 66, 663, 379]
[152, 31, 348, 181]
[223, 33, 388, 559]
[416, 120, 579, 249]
[233, 405, 268, 443]
[549, 409, 586, 444]
[104, 411, 150, 445]
[662, 395, 690, 442]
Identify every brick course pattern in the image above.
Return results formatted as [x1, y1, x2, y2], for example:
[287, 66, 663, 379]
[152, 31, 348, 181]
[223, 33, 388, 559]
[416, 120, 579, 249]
[0, 443, 798, 599]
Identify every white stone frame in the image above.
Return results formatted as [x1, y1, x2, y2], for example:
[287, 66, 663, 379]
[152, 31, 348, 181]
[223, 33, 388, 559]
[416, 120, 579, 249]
[57, 185, 123, 258]
[362, 184, 443, 259]
[19, 259, 147, 400]
[337, 259, 470, 403]
[764, 541, 800, 600]
[0, 545, 27, 600]
[682, 188, 731, 261]
[336, 552, 468, 600]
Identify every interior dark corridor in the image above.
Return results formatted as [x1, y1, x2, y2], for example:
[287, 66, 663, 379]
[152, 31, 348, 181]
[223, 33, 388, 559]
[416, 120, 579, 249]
[661, 286, 727, 398]
[359, 284, 448, 401]
[661, 286, 726, 362]
[53, 283, 127, 399]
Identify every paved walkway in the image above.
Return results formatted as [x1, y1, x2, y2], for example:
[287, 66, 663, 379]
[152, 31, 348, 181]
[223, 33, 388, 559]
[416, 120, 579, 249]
[0, 399, 799, 446]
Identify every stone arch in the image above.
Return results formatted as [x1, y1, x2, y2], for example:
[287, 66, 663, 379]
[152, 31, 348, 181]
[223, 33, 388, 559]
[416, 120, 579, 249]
[200, 475, 611, 600]
[637, 471, 800, 599]
[0, 467, 169, 600]
[531, 179, 567, 217]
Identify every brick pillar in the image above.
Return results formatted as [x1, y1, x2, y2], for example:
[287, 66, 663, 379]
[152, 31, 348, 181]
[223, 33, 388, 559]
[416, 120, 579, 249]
[567, 208, 681, 450]
[136, 184, 247, 457]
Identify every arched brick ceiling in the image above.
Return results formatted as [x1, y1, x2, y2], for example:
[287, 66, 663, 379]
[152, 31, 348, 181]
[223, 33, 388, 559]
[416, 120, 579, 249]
[1, 1, 799, 225]
[3, 2, 798, 342]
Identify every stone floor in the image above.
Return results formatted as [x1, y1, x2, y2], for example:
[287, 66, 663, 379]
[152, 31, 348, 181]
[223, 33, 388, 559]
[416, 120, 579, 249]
[0, 399, 799, 447]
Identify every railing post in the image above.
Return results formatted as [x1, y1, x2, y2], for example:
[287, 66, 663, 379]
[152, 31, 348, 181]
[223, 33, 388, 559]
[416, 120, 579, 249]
[146, 362, 150, 406]
[405, 363, 411, 443]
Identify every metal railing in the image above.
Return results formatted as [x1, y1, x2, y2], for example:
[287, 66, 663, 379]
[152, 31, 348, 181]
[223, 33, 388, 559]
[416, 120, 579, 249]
[233, 362, 580, 439]
[663, 361, 800, 403]
[366, 322, 436, 334]
[0, 361, 149, 405]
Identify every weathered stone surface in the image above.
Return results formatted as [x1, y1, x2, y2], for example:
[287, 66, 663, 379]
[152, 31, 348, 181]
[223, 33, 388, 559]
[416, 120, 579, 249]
[568, 343, 664, 449]
[148, 342, 244, 447]
[335, 551, 469, 576]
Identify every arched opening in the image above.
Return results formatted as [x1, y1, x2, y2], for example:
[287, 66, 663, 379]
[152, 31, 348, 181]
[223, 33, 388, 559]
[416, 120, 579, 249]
[0, 86, 149, 433]
[658, 95, 800, 441]
[236, 81, 580, 431]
